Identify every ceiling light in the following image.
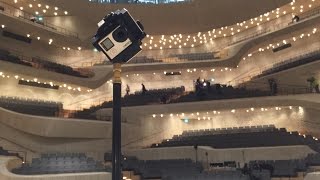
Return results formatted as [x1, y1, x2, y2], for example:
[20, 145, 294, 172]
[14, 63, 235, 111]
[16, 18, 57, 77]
[64, 11, 68, 15]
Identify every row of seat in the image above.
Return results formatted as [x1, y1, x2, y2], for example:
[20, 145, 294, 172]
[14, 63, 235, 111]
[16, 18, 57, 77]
[73, 86, 185, 120]
[0, 96, 62, 117]
[122, 158, 204, 179]
[249, 154, 320, 178]
[172, 52, 216, 61]
[171, 84, 270, 103]
[181, 125, 276, 137]
[12, 153, 108, 175]
[31, 57, 91, 78]
[152, 126, 320, 152]
[0, 48, 90, 78]
[0, 49, 32, 67]
[120, 151, 320, 179]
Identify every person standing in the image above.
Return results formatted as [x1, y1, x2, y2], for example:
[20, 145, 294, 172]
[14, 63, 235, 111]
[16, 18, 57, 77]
[126, 85, 130, 96]
[141, 83, 147, 95]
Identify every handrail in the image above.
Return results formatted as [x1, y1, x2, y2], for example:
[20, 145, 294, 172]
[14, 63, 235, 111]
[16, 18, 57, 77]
[0, 1, 79, 38]
[239, 81, 311, 95]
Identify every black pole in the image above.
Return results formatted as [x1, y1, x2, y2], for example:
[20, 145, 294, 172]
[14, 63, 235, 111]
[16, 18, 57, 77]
[112, 63, 122, 180]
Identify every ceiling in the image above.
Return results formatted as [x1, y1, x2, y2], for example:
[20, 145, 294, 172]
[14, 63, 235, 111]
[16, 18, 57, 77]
[7, 0, 291, 35]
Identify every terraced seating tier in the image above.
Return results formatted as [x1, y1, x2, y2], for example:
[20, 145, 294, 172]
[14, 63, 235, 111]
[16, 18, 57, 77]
[172, 52, 217, 61]
[73, 86, 185, 120]
[12, 153, 108, 175]
[0, 96, 62, 117]
[152, 126, 320, 152]
[122, 158, 204, 179]
[171, 84, 270, 103]
[0, 48, 92, 78]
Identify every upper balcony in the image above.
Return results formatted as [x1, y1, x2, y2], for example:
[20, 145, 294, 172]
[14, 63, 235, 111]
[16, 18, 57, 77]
[0, 1, 78, 38]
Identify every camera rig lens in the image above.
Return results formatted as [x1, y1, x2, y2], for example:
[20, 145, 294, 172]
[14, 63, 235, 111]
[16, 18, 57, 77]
[112, 27, 128, 43]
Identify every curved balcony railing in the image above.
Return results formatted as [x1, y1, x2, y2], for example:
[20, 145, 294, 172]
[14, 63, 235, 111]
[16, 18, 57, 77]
[230, 48, 320, 85]
[0, 1, 79, 38]
[89, 0, 192, 4]
[91, 11, 320, 66]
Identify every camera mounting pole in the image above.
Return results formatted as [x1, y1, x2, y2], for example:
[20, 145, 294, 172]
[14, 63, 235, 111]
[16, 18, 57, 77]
[92, 9, 146, 180]
[112, 63, 122, 180]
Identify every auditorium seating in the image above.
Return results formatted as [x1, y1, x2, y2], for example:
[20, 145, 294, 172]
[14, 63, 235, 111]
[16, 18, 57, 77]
[0, 96, 62, 117]
[305, 153, 320, 166]
[122, 156, 251, 180]
[128, 56, 163, 64]
[0, 48, 91, 78]
[73, 86, 185, 120]
[0, 49, 32, 67]
[122, 157, 204, 179]
[170, 171, 250, 180]
[172, 52, 216, 61]
[31, 57, 91, 78]
[254, 50, 320, 79]
[249, 159, 308, 178]
[12, 153, 108, 175]
[171, 84, 270, 103]
[0, 146, 22, 160]
[2, 30, 32, 44]
[151, 125, 320, 152]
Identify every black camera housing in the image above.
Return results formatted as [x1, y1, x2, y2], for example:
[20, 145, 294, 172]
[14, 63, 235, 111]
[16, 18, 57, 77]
[92, 9, 146, 64]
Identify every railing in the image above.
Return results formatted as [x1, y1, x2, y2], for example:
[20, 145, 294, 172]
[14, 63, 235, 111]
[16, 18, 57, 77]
[0, 1, 78, 38]
[239, 81, 311, 95]
[227, 22, 286, 47]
